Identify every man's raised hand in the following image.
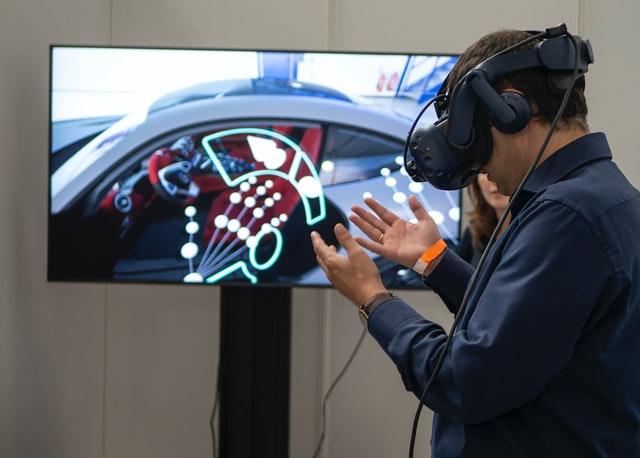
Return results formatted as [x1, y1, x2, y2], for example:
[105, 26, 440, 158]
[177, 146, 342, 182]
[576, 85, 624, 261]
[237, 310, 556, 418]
[349, 195, 442, 268]
[311, 224, 387, 307]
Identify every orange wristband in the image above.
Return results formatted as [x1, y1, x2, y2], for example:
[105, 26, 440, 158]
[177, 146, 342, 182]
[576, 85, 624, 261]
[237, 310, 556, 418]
[412, 239, 447, 275]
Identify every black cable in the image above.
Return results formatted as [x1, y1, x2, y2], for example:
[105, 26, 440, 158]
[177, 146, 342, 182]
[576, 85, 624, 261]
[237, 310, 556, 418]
[408, 32, 582, 458]
[312, 327, 368, 458]
[491, 30, 548, 58]
[210, 362, 221, 458]
[403, 94, 448, 169]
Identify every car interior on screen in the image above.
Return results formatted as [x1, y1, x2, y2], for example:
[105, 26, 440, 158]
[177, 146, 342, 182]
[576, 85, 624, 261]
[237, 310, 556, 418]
[49, 49, 460, 287]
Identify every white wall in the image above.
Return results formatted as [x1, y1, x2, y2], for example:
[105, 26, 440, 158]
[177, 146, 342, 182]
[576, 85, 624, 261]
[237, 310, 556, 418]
[1, 0, 638, 457]
[580, 0, 640, 188]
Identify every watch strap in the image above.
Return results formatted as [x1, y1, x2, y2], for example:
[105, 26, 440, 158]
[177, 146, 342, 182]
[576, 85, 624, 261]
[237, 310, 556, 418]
[359, 292, 394, 326]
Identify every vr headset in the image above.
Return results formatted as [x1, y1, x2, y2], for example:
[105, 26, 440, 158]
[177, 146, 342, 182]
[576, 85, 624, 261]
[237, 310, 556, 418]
[405, 24, 594, 190]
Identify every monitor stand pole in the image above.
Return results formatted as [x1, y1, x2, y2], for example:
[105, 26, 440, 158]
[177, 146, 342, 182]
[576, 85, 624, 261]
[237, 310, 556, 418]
[218, 285, 291, 458]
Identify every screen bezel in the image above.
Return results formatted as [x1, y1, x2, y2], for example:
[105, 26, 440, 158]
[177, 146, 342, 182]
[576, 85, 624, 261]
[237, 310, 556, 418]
[47, 44, 461, 289]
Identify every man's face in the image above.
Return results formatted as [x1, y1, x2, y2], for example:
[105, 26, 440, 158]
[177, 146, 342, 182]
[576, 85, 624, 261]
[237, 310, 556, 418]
[481, 126, 530, 196]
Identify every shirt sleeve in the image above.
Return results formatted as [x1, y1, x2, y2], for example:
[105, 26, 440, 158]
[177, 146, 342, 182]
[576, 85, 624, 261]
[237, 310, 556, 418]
[367, 200, 614, 425]
[423, 248, 474, 314]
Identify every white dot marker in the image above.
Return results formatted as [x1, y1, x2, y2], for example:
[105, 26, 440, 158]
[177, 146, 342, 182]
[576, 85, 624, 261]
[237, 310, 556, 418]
[257, 186, 267, 196]
[181, 242, 199, 259]
[265, 198, 274, 207]
[246, 136, 287, 169]
[395, 156, 404, 165]
[214, 214, 229, 229]
[273, 192, 282, 201]
[362, 192, 373, 199]
[184, 206, 196, 218]
[271, 218, 280, 227]
[237, 227, 250, 240]
[227, 219, 241, 232]
[321, 160, 335, 172]
[261, 223, 272, 232]
[298, 176, 322, 198]
[253, 208, 265, 219]
[244, 197, 256, 208]
[183, 272, 204, 283]
[246, 236, 257, 248]
[380, 167, 391, 177]
[185, 221, 199, 234]
[449, 207, 461, 222]
[429, 210, 445, 225]
[385, 177, 397, 187]
[279, 213, 288, 222]
[409, 182, 424, 193]
[265, 180, 274, 189]
[240, 182, 251, 192]
[393, 192, 407, 204]
[229, 192, 242, 204]
[248, 176, 257, 185]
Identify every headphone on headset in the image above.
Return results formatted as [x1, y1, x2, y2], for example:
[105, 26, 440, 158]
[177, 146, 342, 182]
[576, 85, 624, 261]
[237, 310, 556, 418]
[404, 23, 594, 190]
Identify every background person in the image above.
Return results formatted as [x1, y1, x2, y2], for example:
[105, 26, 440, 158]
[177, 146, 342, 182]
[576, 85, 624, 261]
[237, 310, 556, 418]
[456, 173, 509, 266]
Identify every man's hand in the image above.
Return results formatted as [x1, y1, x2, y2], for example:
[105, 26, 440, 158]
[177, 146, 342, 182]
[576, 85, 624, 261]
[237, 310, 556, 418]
[311, 224, 388, 307]
[349, 195, 441, 269]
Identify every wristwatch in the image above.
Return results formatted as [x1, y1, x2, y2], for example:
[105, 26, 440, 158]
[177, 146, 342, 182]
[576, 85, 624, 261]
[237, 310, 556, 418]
[359, 292, 395, 327]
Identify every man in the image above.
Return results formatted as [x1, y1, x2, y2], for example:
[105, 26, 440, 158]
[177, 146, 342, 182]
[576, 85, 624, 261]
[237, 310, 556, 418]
[311, 29, 640, 457]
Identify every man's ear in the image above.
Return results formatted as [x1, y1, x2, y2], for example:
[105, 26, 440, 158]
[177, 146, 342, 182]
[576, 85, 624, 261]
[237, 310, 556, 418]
[493, 91, 531, 133]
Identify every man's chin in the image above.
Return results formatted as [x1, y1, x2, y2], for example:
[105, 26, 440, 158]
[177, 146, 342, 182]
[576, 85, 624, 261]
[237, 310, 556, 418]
[495, 181, 511, 196]
[501, 187, 514, 197]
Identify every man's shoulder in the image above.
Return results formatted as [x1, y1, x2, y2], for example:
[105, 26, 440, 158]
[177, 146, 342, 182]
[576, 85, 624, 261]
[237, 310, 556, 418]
[539, 158, 640, 225]
[533, 158, 640, 278]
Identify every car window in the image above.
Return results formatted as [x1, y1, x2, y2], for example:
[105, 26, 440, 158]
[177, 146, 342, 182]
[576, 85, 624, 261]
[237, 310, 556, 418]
[320, 125, 404, 185]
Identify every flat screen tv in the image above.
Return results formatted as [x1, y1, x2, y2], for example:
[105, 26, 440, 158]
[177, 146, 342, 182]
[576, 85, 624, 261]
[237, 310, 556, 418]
[49, 45, 459, 288]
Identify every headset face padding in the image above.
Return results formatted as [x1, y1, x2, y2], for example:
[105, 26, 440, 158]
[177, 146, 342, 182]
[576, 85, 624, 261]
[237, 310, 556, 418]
[489, 92, 532, 133]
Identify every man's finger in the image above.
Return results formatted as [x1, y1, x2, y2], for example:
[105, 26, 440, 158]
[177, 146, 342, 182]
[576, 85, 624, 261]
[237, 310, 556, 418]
[334, 224, 361, 255]
[354, 237, 385, 257]
[348, 213, 383, 242]
[316, 255, 330, 274]
[310, 231, 334, 260]
[351, 205, 388, 233]
[408, 195, 431, 221]
[364, 197, 400, 225]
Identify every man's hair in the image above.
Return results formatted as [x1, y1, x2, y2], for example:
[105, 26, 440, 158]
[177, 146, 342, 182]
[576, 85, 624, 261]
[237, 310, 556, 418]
[447, 29, 589, 131]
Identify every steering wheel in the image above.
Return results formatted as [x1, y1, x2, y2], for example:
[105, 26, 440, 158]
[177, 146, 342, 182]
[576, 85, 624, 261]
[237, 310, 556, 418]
[149, 157, 200, 203]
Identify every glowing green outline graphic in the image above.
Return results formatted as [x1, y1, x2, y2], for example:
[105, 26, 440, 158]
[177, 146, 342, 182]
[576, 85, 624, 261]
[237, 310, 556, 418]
[249, 226, 283, 271]
[201, 128, 326, 225]
[199, 127, 327, 284]
[205, 262, 258, 285]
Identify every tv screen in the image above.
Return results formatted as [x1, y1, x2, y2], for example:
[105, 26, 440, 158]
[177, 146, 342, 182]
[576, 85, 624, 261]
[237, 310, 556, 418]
[49, 46, 459, 288]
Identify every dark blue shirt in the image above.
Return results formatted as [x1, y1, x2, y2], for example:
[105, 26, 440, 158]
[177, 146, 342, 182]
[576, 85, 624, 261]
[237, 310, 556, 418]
[368, 133, 640, 457]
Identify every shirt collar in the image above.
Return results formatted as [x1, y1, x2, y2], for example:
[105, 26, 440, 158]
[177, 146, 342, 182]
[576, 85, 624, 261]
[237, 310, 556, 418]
[522, 132, 612, 193]
[508, 132, 612, 216]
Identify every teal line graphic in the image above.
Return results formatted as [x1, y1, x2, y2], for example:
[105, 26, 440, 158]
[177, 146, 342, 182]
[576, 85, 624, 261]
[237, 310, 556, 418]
[249, 226, 283, 271]
[201, 128, 326, 225]
[205, 261, 258, 285]
[199, 127, 327, 284]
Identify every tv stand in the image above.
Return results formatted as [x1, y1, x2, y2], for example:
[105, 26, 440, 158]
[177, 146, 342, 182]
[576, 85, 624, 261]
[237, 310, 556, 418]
[218, 285, 291, 458]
